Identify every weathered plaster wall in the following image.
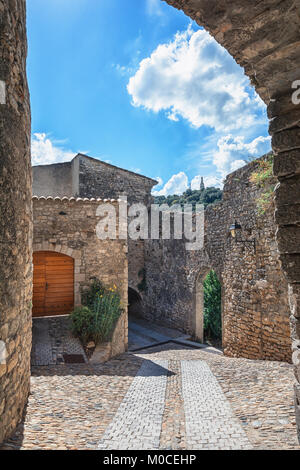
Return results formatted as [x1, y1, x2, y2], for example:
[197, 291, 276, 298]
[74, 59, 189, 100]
[32, 162, 74, 198]
[144, 158, 291, 362]
[0, 0, 32, 444]
[32, 197, 128, 357]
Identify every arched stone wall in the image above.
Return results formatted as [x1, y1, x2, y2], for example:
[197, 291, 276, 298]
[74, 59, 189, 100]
[165, 0, 300, 436]
[0, 0, 32, 444]
[1, 0, 300, 444]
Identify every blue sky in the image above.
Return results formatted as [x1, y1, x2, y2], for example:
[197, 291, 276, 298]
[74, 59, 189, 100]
[27, 0, 271, 194]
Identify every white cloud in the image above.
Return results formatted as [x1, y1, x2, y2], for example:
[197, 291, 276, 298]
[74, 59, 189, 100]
[127, 26, 266, 133]
[146, 0, 164, 16]
[152, 171, 188, 196]
[152, 133, 271, 196]
[155, 176, 164, 187]
[31, 133, 76, 166]
[152, 171, 223, 196]
[213, 134, 271, 177]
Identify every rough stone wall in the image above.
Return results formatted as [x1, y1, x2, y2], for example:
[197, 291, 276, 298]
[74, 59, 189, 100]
[32, 154, 157, 294]
[33, 154, 157, 205]
[77, 155, 157, 294]
[219, 162, 291, 361]
[77, 155, 157, 205]
[32, 197, 128, 357]
[270, 94, 300, 433]
[144, 158, 291, 362]
[164, 0, 300, 435]
[2, 0, 299, 444]
[0, 0, 32, 444]
[144, 238, 209, 334]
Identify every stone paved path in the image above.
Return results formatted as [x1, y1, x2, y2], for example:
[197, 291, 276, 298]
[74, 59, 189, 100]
[128, 318, 186, 351]
[99, 360, 168, 450]
[31, 317, 87, 366]
[2, 342, 299, 450]
[181, 361, 252, 449]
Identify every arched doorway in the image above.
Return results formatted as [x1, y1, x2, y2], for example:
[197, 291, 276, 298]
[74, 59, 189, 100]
[195, 268, 210, 343]
[195, 268, 222, 346]
[203, 270, 222, 347]
[128, 287, 143, 319]
[32, 251, 74, 317]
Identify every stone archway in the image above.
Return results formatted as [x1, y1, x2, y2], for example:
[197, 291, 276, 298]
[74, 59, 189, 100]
[1, 0, 300, 444]
[32, 251, 74, 317]
[33, 243, 82, 306]
[194, 267, 211, 343]
[194, 268, 223, 345]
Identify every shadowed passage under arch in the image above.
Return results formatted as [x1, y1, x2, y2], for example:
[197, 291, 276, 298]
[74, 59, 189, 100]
[128, 287, 143, 319]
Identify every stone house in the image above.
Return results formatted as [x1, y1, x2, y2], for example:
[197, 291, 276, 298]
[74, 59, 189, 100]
[32, 154, 158, 332]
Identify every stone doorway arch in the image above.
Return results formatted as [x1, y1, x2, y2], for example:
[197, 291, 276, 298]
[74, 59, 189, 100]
[194, 267, 222, 345]
[32, 251, 74, 317]
[194, 267, 211, 343]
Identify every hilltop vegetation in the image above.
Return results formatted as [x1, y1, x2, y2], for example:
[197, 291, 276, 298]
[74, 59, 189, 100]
[154, 187, 222, 209]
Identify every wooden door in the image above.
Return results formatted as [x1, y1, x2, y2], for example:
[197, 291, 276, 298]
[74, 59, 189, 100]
[33, 251, 74, 317]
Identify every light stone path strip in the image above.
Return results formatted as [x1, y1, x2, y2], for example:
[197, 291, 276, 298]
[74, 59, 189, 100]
[98, 359, 168, 450]
[181, 360, 253, 450]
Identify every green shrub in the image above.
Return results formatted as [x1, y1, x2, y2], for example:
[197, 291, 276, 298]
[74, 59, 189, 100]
[81, 278, 105, 309]
[203, 270, 222, 340]
[249, 154, 276, 215]
[250, 154, 274, 188]
[70, 280, 123, 346]
[70, 306, 95, 345]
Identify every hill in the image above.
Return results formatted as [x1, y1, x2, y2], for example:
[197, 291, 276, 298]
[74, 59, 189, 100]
[154, 187, 222, 209]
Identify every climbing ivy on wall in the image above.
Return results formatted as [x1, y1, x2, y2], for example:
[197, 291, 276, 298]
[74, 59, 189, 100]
[203, 270, 222, 340]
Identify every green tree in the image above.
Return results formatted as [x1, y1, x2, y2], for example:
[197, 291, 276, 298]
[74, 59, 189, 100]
[203, 270, 222, 340]
[154, 187, 222, 210]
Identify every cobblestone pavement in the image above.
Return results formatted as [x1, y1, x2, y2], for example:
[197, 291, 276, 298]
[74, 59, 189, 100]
[181, 361, 252, 449]
[99, 360, 168, 450]
[2, 342, 300, 450]
[31, 317, 87, 366]
[128, 317, 186, 351]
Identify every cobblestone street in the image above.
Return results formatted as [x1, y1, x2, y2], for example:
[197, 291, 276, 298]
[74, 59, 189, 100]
[1, 342, 299, 450]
